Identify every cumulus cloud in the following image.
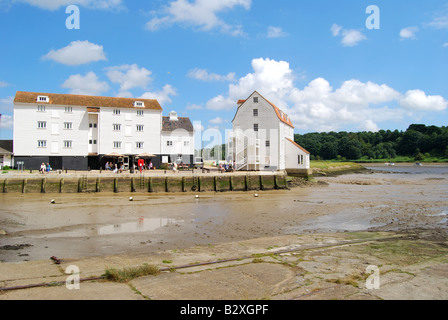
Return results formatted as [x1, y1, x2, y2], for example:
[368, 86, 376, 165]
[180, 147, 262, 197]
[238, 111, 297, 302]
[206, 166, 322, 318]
[399, 90, 447, 111]
[205, 57, 447, 132]
[0, 114, 13, 130]
[146, 0, 251, 36]
[42, 41, 107, 66]
[140, 84, 177, 106]
[61, 71, 110, 96]
[267, 26, 288, 38]
[400, 27, 419, 40]
[106, 64, 153, 97]
[188, 68, 236, 82]
[0, 81, 9, 88]
[331, 24, 367, 47]
[15, 0, 124, 11]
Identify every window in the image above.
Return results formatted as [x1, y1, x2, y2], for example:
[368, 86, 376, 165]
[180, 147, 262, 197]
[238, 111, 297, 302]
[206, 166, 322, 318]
[254, 124, 259, 132]
[37, 105, 46, 112]
[113, 109, 121, 115]
[253, 97, 258, 103]
[37, 121, 47, 129]
[136, 125, 144, 132]
[89, 123, 97, 128]
[64, 122, 73, 130]
[134, 101, 145, 107]
[253, 109, 258, 116]
[167, 141, 173, 146]
[113, 141, 122, 149]
[65, 107, 73, 113]
[37, 96, 49, 102]
[113, 124, 121, 131]
[38, 140, 47, 148]
[137, 110, 144, 116]
[64, 140, 73, 148]
[136, 142, 144, 149]
[265, 140, 270, 147]
[184, 141, 190, 147]
[89, 140, 97, 145]
[298, 155, 304, 165]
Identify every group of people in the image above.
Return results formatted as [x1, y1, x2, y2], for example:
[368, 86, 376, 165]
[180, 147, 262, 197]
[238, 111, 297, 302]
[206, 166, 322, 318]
[218, 162, 235, 173]
[105, 160, 154, 174]
[39, 163, 51, 174]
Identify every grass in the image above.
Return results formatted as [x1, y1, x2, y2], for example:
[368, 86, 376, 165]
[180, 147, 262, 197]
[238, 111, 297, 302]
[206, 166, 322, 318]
[310, 161, 363, 169]
[103, 264, 160, 283]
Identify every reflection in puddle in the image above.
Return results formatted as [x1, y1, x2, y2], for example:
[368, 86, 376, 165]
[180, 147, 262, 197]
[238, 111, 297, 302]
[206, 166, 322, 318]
[35, 217, 183, 238]
[97, 218, 182, 235]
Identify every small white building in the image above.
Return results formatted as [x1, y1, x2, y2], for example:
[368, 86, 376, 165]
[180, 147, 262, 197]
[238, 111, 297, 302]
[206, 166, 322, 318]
[229, 91, 310, 173]
[0, 140, 13, 169]
[161, 111, 195, 165]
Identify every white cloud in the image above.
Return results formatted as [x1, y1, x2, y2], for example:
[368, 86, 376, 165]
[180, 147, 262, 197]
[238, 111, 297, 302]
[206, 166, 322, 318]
[267, 26, 288, 38]
[188, 68, 236, 82]
[186, 104, 203, 110]
[0, 81, 9, 88]
[209, 117, 224, 125]
[443, 42, 448, 47]
[206, 57, 294, 111]
[61, 71, 110, 96]
[146, 0, 251, 36]
[331, 24, 367, 47]
[16, 0, 124, 11]
[0, 114, 13, 130]
[360, 120, 380, 132]
[399, 89, 447, 111]
[140, 84, 177, 106]
[106, 64, 153, 96]
[400, 26, 419, 40]
[331, 24, 342, 37]
[428, 10, 448, 30]
[205, 57, 448, 132]
[0, 96, 14, 113]
[42, 41, 107, 66]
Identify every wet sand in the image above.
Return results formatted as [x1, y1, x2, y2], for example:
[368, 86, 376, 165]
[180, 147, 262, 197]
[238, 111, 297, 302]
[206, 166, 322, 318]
[1, 165, 447, 263]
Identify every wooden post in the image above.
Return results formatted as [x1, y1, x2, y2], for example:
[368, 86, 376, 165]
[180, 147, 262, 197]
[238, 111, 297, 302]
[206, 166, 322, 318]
[229, 176, 234, 191]
[22, 179, 27, 194]
[274, 175, 278, 190]
[3, 179, 7, 193]
[131, 177, 136, 193]
[60, 178, 64, 193]
[96, 178, 100, 193]
[182, 177, 186, 192]
[114, 178, 118, 193]
[41, 178, 46, 194]
[259, 175, 264, 190]
[148, 177, 153, 193]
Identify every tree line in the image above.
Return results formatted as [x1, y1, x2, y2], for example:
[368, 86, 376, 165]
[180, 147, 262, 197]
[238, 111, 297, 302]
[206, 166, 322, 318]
[294, 124, 448, 161]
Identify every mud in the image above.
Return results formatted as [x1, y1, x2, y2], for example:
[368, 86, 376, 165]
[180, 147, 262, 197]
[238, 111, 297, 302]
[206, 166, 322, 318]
[1, 166, 447, 263]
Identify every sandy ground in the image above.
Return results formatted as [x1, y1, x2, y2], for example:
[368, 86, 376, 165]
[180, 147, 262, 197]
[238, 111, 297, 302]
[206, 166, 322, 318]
[1, 166, 448, 301]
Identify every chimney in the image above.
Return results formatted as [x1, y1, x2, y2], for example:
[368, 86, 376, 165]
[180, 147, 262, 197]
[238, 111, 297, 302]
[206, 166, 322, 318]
[169, 111, 178, 121]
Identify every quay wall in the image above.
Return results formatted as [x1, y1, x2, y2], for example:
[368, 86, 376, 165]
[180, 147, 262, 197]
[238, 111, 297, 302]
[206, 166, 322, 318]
[0, 173, 289, 194]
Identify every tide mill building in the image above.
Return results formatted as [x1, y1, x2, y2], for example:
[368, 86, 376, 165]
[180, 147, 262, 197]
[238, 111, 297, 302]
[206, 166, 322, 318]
[229, 91, 310, 175]
[13, 91, 194, 170]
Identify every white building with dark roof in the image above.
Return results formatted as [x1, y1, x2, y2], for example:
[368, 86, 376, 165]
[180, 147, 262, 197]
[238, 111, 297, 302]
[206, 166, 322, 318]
[229, 91, 310, 173]
[13, 91, 194, 170]
[161, 111, 195, 165]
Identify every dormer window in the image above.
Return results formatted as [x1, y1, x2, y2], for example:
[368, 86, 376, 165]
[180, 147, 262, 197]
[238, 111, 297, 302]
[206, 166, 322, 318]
[37, 95, 49, 103]
[134, 101, 145, 108]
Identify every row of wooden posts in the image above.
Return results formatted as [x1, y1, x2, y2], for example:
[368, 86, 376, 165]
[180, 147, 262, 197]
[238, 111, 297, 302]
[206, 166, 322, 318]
[0, 174, 289, 194]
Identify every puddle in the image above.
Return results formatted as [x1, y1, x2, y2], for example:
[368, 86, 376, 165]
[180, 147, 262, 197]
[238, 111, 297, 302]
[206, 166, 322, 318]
[33, 217, 183, 238]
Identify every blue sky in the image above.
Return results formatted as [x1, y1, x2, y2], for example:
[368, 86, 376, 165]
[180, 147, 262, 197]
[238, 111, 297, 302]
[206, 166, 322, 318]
[0, 0, 447, 141]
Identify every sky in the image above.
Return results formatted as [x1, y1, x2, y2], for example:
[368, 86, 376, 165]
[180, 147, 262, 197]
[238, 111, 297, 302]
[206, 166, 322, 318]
[0, 0, 447, 142]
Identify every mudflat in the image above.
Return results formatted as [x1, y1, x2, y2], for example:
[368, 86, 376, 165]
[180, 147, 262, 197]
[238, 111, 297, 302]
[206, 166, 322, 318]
[1, 165, 447, 300]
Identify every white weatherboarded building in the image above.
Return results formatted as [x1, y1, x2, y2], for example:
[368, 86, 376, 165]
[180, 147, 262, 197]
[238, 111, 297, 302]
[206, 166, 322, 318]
[229, 91, 310, 174]
[13, 91, 193, 170]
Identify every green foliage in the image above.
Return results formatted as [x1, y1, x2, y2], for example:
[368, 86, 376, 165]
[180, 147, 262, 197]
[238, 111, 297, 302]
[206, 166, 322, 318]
[295, 124, 448, 161]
